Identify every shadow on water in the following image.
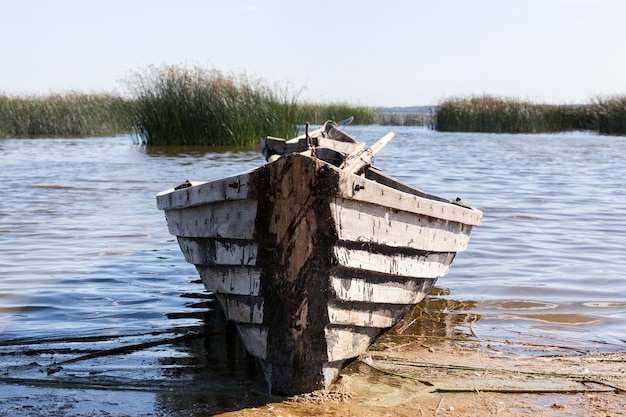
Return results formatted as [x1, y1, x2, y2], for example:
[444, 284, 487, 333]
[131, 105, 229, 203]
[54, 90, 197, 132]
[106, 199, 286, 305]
[153, 303, 277, 415]
[0, 283, 489, 416]
[1, 285, 621, 416]
[0, 294, 282, 416]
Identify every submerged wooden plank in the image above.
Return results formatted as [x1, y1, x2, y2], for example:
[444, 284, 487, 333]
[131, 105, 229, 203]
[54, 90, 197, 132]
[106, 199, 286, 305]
[329, 275, 433, 304]
[196, 265, 261, 296]
[165, 199, 257, 239]
[177, 237, 258, 266]
[332, 245, 453, 278]
[330, 198, 472, 253]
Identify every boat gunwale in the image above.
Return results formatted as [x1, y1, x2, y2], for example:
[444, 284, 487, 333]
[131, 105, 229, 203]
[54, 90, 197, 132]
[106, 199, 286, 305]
[156, 154, 482, 226]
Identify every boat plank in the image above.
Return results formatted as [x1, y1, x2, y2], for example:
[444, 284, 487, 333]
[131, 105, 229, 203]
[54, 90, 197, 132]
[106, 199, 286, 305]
[327, 302, 409, 328]
[331, 198, 472, 252]
[324, 327, 380, 362]
[236, 324, 268, 360]
[215, 294, 264, 324]
[178, 237, 258, 266]
[156, 173, 255, 211]
[332, 245, 452, 278]
[330, 275, 433, 304]
[197, 265, 261, 296]
[165, 200, 257, 239]
[338, 171, 483, 226]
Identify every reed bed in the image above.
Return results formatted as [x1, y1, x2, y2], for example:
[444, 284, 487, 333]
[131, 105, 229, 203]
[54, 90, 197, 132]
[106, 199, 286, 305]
[127, 65, 299, 146]
[3, 81, 625, 140]
[592, 95, 626, 135]
[435, 95, 626, 134]
[0, 93, 131, 138]
[436, 96, 567, 133]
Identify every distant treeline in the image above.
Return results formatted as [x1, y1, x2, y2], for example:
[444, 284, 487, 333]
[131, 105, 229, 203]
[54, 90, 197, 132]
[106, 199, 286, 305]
[1, 66, 625, 143]
[295, 104, 433, 127]
[435, 95, 626, 135]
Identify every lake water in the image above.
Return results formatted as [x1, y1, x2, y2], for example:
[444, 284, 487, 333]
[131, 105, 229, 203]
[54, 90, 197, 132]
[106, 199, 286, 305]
[1, 126, 625, 415]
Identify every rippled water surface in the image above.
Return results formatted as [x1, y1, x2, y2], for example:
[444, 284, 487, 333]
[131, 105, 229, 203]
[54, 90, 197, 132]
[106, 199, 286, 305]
[1, 127, 625, 415]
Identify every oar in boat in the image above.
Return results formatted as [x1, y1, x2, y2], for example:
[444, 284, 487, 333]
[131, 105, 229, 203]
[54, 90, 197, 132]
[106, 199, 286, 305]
[340, 132, 395, 174]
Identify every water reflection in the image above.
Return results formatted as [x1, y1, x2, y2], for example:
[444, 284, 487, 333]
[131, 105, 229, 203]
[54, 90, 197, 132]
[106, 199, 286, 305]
[387, 289, 480, 342]
[382, 285, 624, 354]
[0, 297, 275, 416]
[155, 305, 272, 415]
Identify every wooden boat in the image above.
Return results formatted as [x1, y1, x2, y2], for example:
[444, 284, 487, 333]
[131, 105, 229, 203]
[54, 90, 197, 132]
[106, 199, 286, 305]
[156, 121, 482, 394]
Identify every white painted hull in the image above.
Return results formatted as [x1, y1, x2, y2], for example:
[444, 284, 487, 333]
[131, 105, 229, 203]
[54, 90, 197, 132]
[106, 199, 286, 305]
[157, 153, 481, 394]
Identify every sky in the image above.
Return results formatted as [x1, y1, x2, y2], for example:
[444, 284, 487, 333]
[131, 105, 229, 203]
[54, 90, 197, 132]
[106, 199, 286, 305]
[2, 0, 626, 107]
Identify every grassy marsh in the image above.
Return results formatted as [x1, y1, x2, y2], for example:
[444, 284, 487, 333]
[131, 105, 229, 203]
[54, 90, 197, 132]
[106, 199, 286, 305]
[0, 93, 130, 138]
[2, 70, 625, 141]
[127, 65, 299, 146]
[435, 95, 626, 134]
[592, 95, 626, 135]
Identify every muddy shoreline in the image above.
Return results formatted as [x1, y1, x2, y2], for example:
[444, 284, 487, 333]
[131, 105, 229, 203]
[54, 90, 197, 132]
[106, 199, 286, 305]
[217, 336, 625, 417]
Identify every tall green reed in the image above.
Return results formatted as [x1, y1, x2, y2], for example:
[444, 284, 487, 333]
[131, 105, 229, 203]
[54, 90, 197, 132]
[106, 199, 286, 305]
[0, 93, 131, 138]
[127, 65, 299, 145]
[592, 95, 626, 135]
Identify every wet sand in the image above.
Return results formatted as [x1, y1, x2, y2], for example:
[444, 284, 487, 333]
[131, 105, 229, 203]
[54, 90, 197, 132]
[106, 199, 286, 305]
[217, 337, 625, 417]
